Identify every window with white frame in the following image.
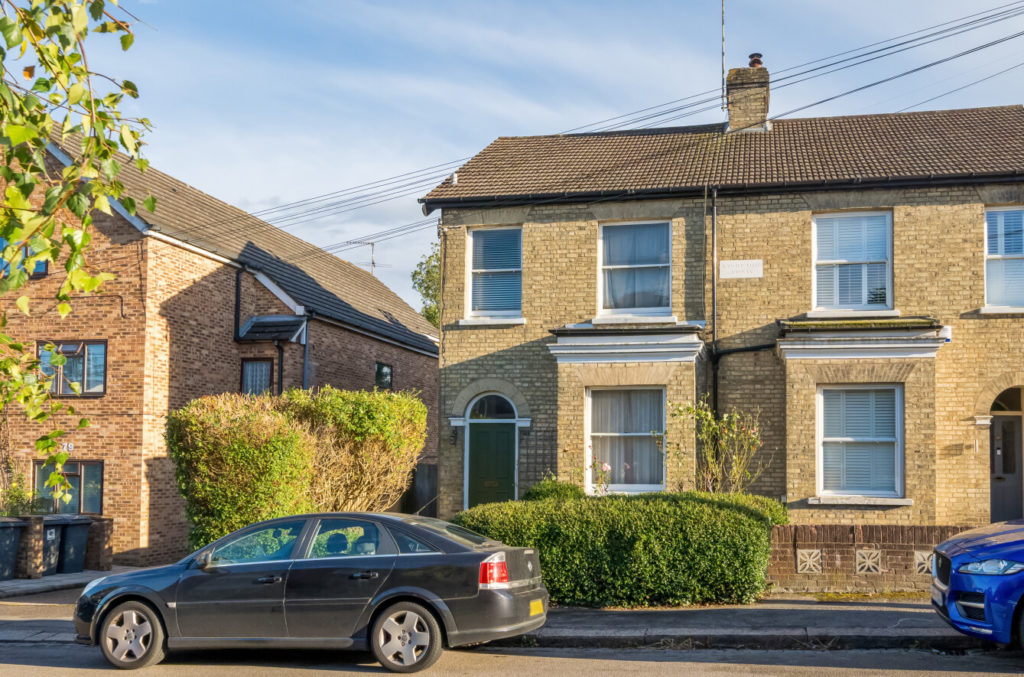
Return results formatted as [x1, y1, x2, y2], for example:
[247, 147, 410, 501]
[588, 388, 665, 492]
[470, 228, 522, 316]
[985, 207, 1024, 308]
[814, 212, 891, 310]
[818, 386, 902, 497]
[600, 222, 671, 315]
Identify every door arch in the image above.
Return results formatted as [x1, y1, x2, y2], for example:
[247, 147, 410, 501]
[991, 387, 1024, 522]
[464, 394, 518, 509]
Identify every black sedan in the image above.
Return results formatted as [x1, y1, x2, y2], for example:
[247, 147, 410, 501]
[73, 513, 548, 672]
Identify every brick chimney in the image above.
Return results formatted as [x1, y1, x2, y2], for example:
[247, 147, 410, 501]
[726, 53, 770, 132]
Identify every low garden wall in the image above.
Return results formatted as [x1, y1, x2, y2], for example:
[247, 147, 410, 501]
[768, 524, 971, 593]
[14, 515, 114, 578]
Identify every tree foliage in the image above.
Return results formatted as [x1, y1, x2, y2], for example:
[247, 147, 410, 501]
[0, 0, 152, 503]
[411, 240, 439, 327]
[674, 396, 767, 494]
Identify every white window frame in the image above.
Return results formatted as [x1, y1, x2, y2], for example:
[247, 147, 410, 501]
[811, 211, 893, 312]
[815, 384, 904, 499]
[597, 221, 672, 318]
[584, 386, 666, 494]
[983, 206, 1024, 311]
[466, 226, 522, 319]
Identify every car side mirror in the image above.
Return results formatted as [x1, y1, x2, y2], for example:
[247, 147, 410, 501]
[195, 551, 212, 570]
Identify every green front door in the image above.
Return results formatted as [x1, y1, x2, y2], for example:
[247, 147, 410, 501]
[467, 423, 516, 508]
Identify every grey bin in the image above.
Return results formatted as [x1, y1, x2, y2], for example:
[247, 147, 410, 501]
[0, 517, 27, 581]
[40, 515, 67, 576]
[57, 515, 92, 574]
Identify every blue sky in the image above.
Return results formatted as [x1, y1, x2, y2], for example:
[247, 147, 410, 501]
[88, 0, 1024, 310]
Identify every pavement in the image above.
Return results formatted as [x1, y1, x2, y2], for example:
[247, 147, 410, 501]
[0, 566, 135, 599]
[0, 587, 993, 652]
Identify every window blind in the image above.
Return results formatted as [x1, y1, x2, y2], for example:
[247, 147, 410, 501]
[986, 209, 1024, 307]
[471, 229, 521, 313]
[821, 388, 900, 495]
[815, 213, 890, 309]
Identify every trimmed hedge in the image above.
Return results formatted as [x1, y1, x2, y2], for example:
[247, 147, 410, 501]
[452, 492, 787, 607]
[522, 477, 586, 501]
[166, 394, 314, 549]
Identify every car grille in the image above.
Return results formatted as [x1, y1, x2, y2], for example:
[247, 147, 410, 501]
[934, 552, 951, 586]
[956, 592, 986, 622]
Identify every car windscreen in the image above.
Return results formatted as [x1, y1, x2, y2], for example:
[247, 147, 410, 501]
[404, 517, 497, 547]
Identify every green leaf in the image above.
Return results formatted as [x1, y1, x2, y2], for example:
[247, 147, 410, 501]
[0, 17, 22, 49]
[15, 296, 29, 315]
[57, 302, 71, 318]
[92, 194, 111, 215]
[119, 32, 133, 51]
[143, 195, 157, 212]
[67, 82, 86, 105]
[89, 0, 106, 21]
[119, 124, 136, 155]
[68, 381, 82, 395]
[71, 6, 89, 34]
[120, 196, 136, 215]
[4, 124, 34, 146]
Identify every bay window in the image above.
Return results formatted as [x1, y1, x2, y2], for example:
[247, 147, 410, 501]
[814, 212, 892, 310]
[470, 228, 522, 317]
[818, 386, 903, 497]
[985, 207, 1024, 308]
[588, 388, 665, 493]
[600, 222, 671, 315]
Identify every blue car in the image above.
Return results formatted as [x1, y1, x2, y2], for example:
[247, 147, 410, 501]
[932, 521, 1024, 645]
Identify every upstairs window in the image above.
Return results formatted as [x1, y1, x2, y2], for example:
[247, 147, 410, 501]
[470, 228, 521, 317]
[819, 386, 902, 497]
[375, 362, 393, 390]
[600, 222, 671, 315]
[39, 341, 106, 396]
[814, 212, 892, 310]
[241, 358, 273, 395]
[985, 208, 1024, 308]
[0, 237, 47, 278]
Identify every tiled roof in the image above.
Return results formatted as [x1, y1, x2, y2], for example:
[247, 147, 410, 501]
[421, 106, 1024, 209]
[238, 315, 307, 342]
[54, 141, 438, 355]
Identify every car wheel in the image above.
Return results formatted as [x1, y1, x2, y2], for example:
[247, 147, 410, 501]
[370, 601, 443, 673]
[99, 601, 167, 670]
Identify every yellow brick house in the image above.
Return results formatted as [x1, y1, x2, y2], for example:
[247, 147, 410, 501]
[421, 58, 1024, 528]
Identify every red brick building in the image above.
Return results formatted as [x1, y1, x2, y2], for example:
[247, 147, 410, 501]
[4, 143, 439, 565]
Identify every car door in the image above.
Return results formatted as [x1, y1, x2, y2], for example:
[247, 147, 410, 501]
[174, 519, 307, 639]
[284, 517, 396, 640]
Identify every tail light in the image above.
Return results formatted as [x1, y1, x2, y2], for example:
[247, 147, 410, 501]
[479, 551, 510, 589]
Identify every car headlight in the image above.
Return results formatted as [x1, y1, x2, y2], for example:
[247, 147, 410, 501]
[958, 559, 1024, 575]
[81, 576, 108, 596]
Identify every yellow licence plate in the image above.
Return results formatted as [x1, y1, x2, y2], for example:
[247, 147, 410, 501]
[530, 599, 544, 616]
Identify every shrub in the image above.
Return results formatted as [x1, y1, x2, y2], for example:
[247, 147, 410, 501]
[452, 492, 787, 607]
[522, 476, 586, 501]
[280, 387, 427, 513]
[166, 394, 314, 548]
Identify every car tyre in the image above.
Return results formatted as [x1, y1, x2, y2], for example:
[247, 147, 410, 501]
[370, 601, 443, 673]
[99, 601, 167, 670]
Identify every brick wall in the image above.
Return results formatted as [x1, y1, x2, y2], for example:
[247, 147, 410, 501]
[768, 524, 969, 593]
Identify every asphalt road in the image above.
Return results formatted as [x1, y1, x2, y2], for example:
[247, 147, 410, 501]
[2, 644, 1024, 676]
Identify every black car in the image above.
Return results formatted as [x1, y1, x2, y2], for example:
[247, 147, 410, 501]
[74, 513, 548, 672]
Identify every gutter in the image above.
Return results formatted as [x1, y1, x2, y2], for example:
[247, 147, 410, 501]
[274, 340, 284, 395]
[419, 171, 1024, 213]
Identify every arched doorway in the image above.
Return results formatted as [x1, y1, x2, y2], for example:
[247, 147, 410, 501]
[465, 394, 517, 509]
[991, 387, 1023, 522]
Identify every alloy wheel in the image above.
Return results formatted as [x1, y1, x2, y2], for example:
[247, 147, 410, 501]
[104, 609, 153, 662]
[378, 610, 430, 666]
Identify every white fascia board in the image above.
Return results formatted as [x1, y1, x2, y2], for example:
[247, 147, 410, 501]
[252, 270, 304, 316]
[777, 336, 946, 360]
[548, 332, 704, 364]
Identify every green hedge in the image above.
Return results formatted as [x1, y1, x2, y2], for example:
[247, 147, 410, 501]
[166, 394, 314, 549]
[522, 477, 586, 501]
[452, 492, 787, 607]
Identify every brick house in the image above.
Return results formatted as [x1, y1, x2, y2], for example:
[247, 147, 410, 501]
[4, 144, 439, 565]
[421, 59, 1024, 528]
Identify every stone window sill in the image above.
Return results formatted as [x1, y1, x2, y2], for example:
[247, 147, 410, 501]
[457, 317, 526, 326]
[978, 306, 1024, 315]
[808, 495, 913, 506]
[805, 309, 901, 319]
[591, 314, 678, 325]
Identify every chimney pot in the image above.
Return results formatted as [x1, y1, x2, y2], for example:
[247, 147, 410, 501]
[726, 54, 770, 132]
